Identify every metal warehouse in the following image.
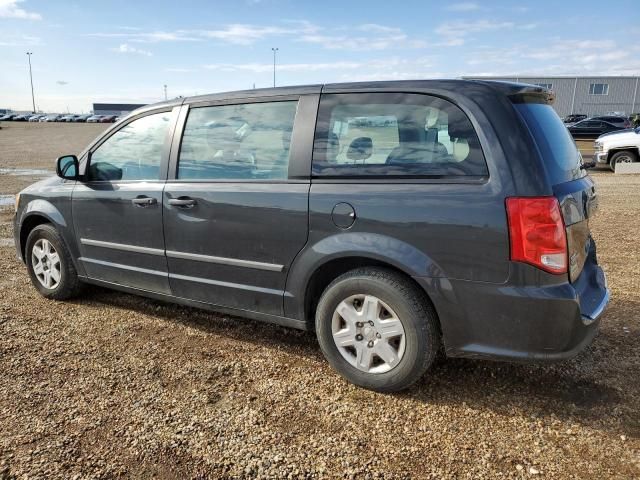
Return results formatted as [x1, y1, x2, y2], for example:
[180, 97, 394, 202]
[92, 103, 146, 116]
[463, 76, 640, 118]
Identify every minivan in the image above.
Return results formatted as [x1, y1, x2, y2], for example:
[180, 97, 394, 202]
[13, 80, 609, 392]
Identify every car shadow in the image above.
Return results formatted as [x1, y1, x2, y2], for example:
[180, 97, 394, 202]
[73, 285, 638, 438]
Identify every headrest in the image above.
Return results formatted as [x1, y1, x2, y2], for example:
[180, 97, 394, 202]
[447, 116, 473, 139]
[452, 138, 470, 162]
[402, 127, 422, 143]
[205, 122, 238, 149]
[347, 137, 373, 161]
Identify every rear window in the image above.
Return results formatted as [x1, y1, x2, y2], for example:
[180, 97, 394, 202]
[514, 103, 584, 185]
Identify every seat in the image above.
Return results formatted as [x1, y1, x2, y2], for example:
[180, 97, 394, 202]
[386, 141, 448, 164]
[315, 132, 341, 163]
[451, 138, 470, 162]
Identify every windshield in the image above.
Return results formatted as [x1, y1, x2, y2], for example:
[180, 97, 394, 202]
[515, 103, 585, 185]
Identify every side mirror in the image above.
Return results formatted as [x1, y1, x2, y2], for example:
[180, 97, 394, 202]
[56, 155, 79, 180]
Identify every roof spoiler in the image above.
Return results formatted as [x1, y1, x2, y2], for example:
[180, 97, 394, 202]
[507, 85, 555, 105]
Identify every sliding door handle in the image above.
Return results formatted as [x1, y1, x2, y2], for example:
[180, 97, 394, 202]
[168, 197, 196, 208]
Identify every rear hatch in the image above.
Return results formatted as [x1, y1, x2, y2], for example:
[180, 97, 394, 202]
[513, 102, 597, 283]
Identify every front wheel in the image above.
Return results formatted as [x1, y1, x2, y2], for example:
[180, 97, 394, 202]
[25, 224, 82, 300]
[610, 150, 637, 172]
[315, 268, 440, 392]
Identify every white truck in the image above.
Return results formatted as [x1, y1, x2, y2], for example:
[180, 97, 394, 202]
[594, 127, 640, 172]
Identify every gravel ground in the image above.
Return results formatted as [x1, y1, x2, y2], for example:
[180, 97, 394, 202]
[0, 124, 639, 478]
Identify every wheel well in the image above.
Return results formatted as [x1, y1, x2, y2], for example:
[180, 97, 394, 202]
[19, 215, 51, 258]
[608, 147, 639, 163]
[303, 257, 441, 332]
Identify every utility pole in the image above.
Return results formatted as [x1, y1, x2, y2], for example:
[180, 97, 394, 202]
[271, 47, 278, 88]
[163, 84, 168, 101]
[26, 52, 36, 113]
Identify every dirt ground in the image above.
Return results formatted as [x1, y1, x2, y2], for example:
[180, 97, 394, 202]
[0, 123, 638, 479]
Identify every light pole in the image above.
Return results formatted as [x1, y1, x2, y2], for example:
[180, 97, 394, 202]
[26, 52, 36, 113]
[271, 47, 278, 88]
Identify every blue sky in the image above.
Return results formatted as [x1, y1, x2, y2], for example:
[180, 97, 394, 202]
[1, 0, 639, 112]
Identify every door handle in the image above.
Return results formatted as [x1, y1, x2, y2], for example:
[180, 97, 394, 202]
[131, 196, 157, 207]
[168, 197, 196, 208]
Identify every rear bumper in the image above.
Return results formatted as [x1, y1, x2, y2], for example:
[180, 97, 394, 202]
[415, 258, 609, 362]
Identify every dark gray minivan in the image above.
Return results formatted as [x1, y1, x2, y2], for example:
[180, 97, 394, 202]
[13, 80, 609, 392]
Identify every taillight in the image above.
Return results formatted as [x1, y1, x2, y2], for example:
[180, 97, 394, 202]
[506, 197, 567, 274]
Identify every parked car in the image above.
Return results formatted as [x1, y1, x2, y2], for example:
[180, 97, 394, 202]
[72, 114, 92, 123]
[28, 114, 46, 122]
[98, 115, 117, 123]
[0, 114, 16, 121]
[591, 115, 632, 129]
[13, 80, 609, 392]
[563, 114, 587, 126]
[594, 126, 640, 172]
[60, 114, 80, 122]
[86, 115, 103, 123]
[12, 114, 32, 121]
[567, 119, 623, 139]
[42, 114, 62, 122]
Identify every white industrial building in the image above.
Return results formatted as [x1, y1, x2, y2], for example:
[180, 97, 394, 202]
[463, 76, 640, 118]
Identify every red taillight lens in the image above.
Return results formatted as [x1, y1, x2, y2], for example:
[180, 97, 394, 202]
[506, 197, 567, 274]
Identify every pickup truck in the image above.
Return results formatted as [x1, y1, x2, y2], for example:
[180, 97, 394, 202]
[594, 127, 640, 171]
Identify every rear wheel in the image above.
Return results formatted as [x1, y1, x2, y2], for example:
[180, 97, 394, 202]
[25, 224, 82, 300]
[610, 150, 637, 172]
[315, 268, 440, 392]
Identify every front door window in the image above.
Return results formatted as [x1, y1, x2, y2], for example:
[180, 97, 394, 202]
[89, 112, 172, 181]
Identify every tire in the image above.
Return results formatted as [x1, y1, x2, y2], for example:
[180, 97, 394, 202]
[315, 268, 440, 392]
[25, 224, 82, 300]
[609, 150, 638, 172]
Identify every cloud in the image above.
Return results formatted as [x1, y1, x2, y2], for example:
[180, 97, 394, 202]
[299, 24, 426, 50]
[0, 34, 40, 46]
[198, 24, 301, 45]
[88, 22, 425, 50]
[165, 67, 194, 73]
[463, 38, 639, 76]
[0, 0, 41, 20]
[203, 57, 436, 75]
[112, 43, 153, 56]
[523, 40, 617, 61]
[204, 61, 365, 73]
[88, 31, 200, 43]
[445, 2, 480, 11]
[434, 19, 520, 46]
[56, 80, 69, 85]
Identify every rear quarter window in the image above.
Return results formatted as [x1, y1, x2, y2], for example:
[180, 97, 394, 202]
[514, 103, 585, 185]
[312, 93, 488, 178]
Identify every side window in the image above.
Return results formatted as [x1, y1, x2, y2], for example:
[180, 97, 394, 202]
[312, 93, 487, 177]
[589, 83, 609, 95]
[89, 112, 171, 181]
[178, 100, 298, 180]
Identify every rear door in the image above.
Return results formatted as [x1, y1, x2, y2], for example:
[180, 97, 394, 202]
[73, 108, 177, 293]
[162, 95, 318, 315]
